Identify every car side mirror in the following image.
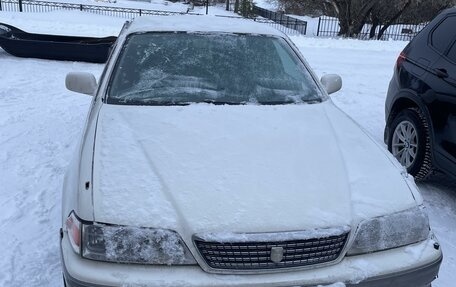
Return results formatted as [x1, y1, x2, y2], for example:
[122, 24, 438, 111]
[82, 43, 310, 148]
[321, 74, 342, 95]
[65, 72, 97, 96]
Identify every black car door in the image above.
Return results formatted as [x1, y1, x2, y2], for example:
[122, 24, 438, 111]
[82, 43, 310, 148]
[426, 16, 456, 170]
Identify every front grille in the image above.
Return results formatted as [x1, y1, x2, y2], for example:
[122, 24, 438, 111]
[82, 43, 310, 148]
[195, 232, 349, 270]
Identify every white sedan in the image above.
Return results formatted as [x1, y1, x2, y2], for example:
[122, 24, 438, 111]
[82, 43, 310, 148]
[60, 15, 442, 287]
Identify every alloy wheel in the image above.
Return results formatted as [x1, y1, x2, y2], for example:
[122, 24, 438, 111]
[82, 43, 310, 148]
[392, 120, 418, 168]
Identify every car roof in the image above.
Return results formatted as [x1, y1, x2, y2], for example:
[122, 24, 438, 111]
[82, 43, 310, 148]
[125, 15, 286, 37]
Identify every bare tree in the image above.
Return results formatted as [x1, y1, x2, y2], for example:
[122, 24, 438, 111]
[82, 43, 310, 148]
[279, 0, 381, 37]
[276, 0, 455, 38]
[329, 0, 379, 37]
[368, 0, 453, 39]
[277, 0, 332, 17]
[369, 0, 412, 39]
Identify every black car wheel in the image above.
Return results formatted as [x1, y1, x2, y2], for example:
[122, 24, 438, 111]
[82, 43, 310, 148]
[388, 108, 433, 180]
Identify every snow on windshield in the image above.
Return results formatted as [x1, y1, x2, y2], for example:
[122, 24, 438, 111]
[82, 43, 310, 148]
[108, 33, 321, 105]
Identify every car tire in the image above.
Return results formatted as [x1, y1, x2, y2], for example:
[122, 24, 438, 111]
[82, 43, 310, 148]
[388, 108, 433, 180]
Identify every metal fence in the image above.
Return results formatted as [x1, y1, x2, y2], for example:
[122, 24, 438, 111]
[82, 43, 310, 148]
[253, 5, 307, 35]
[0, 0, 189, 17]
[0, 0, 308, 35]
[316, 16, 427, 41]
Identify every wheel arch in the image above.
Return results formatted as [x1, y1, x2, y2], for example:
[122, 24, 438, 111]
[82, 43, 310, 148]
[386, 90, 436, 169]
[386, 90, 434, 145]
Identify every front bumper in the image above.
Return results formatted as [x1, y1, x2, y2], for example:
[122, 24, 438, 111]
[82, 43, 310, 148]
[61, 233, 442, 287]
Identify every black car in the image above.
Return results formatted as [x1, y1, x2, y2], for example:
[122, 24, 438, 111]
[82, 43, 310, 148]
[384, 7, 456, 180]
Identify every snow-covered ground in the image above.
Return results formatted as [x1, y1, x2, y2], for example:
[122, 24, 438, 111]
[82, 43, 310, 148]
[0, 10, 455, 287]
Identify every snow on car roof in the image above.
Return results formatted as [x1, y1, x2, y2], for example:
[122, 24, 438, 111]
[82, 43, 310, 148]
[126, 15, 285, 37]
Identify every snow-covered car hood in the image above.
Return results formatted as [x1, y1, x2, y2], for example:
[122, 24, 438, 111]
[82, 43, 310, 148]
[91, 100, 417, 237]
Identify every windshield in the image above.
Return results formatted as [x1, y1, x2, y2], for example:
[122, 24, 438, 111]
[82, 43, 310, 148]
[107, 32, 323, 105]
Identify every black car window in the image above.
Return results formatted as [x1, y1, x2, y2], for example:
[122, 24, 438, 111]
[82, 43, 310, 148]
[431, 16, 456, 54]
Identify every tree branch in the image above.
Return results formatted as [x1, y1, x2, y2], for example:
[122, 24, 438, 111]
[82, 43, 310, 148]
[377, 0, 411, 39]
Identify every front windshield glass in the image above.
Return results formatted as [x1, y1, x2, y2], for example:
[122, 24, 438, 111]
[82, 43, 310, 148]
[107, 32, 322, 105]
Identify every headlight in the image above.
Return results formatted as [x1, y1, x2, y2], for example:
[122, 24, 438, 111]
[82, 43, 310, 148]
[347, 206, 430, 255]
[64, 212, 197, 265]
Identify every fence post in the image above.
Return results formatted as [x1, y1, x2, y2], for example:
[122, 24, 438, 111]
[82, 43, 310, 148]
[79, 4, 82, 11]
[18, 0, 23, 12]
[316, 17, 321, 36]
[0, 0, 2, 12]
[139, 9, 142, 16]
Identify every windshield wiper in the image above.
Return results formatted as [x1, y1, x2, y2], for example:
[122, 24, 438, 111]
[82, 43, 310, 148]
[257, 98, 322, 105]
[196, 99, 245, 105]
